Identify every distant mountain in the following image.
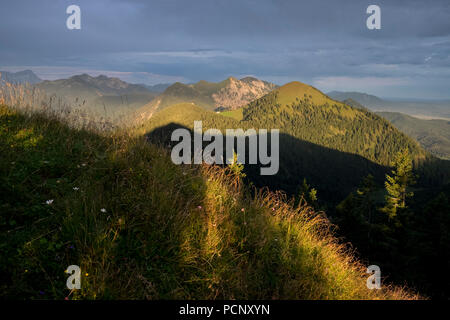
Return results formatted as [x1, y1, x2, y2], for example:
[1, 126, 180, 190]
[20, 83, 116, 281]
[38, 74, 152, 97]
[328, 91, 450, 120]
[0, 70, 41, 84]
[36, 74, 157, 118]
[142, 83, 172, 93]
[377, 111, 450, 160]
[327, 91, 384, 107]
[134, 77, 277, 122]
[341, 98, 369, 111]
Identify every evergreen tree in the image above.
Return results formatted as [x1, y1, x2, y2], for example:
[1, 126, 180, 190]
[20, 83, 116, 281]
[381, 149, 416, 220]
[297, 178, 318, 206]
[335, 174, 377, 252]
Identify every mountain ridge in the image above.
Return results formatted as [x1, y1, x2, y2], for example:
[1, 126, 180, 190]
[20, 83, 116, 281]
[0, 70, 42, 84]
[377, 111, 450, 160]
[327, 91, 385, 107]
[35, 74, 157, 118]
[134, 77, 278, 120]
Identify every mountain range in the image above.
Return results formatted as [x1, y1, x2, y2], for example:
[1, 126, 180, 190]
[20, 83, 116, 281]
[24, 74, 276, 122]
[2, 72, 450, 299]
[2, 71, 449, 162]
[35, 74, 158, 118]
[327, 91, 384, 107]
[328, 90, 450, 120]
[129, 76, 276, 123]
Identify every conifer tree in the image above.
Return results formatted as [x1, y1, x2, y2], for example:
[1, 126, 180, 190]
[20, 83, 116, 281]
[297, 178, 318, 206]
[381, 149, 416, 219]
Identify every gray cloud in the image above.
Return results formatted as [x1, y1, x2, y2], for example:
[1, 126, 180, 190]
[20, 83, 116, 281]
[1, 0, 450, 98]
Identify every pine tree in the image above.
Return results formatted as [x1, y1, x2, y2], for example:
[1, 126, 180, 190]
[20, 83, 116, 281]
[297, 178, 318, 206]
[381, 149, 416, 219]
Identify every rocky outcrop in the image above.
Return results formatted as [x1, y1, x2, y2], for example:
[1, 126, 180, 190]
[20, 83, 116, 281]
[212, 77, 277, 110]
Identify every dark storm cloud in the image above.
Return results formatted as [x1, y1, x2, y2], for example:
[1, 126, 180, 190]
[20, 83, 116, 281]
[0, 0, 450, 98]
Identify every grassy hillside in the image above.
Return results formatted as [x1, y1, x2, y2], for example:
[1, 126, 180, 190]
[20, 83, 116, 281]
[134, 102, 241, 137]
[243, 82, 428, 168]
[0, 104, 416, 300]
[377, 111, 450, 160]
[277, 82, 344, 107]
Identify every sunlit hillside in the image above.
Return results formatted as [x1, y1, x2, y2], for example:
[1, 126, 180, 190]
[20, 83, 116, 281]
[0, 104, 417, 300]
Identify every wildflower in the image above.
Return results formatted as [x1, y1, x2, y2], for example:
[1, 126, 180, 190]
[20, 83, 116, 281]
[241, 208, 245, 212]
[64, 297, 69, 301]
[272, 207, 275, 211]
[81, 163, 87, 167]
[197, 205, 202, 209]
[24, 269, 28, 273]
[100, 208, 107, 213]
[85, 273, 89, 277]
[68, 245, 74, 249]
[45, 199, 54, 205]
[39, 290, 45, 295]
[73, 187, 79, 191]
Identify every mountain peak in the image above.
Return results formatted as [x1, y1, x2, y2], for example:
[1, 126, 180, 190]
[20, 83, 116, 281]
[274, 81, 339, 107]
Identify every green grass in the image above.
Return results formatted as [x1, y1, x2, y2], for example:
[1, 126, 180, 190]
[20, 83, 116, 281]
[220, 108, 244, 121]
[133, 103, 241, 137]
[275, 82, 346, 109]
[0, 105, 417, 300]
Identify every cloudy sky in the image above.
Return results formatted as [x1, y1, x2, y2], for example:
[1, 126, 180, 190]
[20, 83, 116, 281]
[1, 0, 450, 99]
